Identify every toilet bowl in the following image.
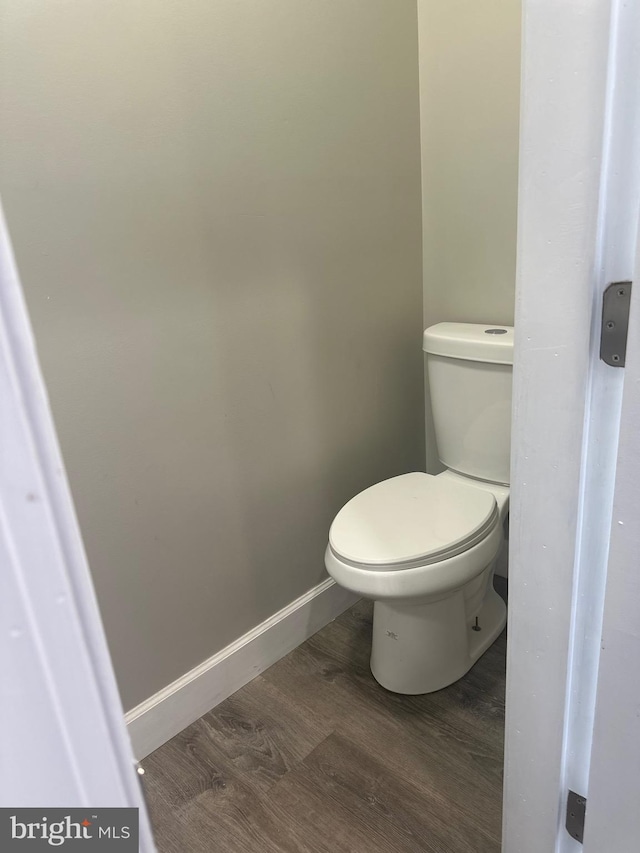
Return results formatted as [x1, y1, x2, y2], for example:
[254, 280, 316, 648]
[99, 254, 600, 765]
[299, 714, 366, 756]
[326, 470, 508, 693]
[325, 322, 513, 694]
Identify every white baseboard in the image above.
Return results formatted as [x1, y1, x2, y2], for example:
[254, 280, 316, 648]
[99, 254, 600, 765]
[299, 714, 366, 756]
[125, 578, 358, 760]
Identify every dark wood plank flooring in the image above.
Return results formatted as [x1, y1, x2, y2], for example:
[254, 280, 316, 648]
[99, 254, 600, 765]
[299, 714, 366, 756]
[142, 583, 507, 852]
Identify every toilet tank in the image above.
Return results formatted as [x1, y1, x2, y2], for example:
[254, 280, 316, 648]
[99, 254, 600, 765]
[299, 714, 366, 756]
[423, 323, 514, 486]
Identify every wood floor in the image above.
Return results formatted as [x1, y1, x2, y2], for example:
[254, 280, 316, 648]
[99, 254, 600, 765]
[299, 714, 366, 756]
[142, 584, 507, 853]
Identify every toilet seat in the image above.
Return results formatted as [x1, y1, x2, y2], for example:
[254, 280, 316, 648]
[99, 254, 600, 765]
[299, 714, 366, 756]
[329, 472, 499, 570]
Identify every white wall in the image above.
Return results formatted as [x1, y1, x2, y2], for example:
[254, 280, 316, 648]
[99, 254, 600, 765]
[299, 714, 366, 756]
[418, 0, 521, 470]
[0, 0, 424, 710]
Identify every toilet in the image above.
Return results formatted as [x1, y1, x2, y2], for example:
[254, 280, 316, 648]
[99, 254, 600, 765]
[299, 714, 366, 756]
[325, 322, 513, 694]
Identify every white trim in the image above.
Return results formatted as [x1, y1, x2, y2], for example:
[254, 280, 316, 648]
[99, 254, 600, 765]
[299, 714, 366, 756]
[584, 213, 640, 851]
[503, 2, 614, 851]
[560, 0, 640, 834]
[126, 579, 358, 760]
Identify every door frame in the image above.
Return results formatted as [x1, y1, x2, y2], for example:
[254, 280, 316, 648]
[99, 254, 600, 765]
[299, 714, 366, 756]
[503, 1, 640, 850]
[583, 224, 640, 852]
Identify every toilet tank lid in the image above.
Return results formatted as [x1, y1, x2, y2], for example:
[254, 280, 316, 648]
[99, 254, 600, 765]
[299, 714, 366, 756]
[423, 323, 514, 365]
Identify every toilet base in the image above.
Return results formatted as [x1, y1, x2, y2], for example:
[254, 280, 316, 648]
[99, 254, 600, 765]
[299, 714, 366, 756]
[370, 586, 506, 694]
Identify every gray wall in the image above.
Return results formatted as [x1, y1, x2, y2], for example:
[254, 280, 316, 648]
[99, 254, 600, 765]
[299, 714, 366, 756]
[0, 1, 424, 710]
[418, 0, 521, 470]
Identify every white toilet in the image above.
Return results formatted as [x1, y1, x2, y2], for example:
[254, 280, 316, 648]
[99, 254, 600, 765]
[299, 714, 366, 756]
[325, 322, 513, 694]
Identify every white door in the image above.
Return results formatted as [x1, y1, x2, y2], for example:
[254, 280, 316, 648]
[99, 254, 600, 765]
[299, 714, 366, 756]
[504, 1, 640, 851]
[581, 240, 640, 851]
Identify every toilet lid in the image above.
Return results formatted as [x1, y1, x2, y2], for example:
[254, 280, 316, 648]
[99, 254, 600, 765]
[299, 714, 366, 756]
[329, 473, 498, 568]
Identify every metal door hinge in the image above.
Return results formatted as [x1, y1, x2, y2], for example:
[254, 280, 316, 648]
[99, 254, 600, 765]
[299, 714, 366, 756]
[600, 281, 632, 367]
[566, 790, 587, 843]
